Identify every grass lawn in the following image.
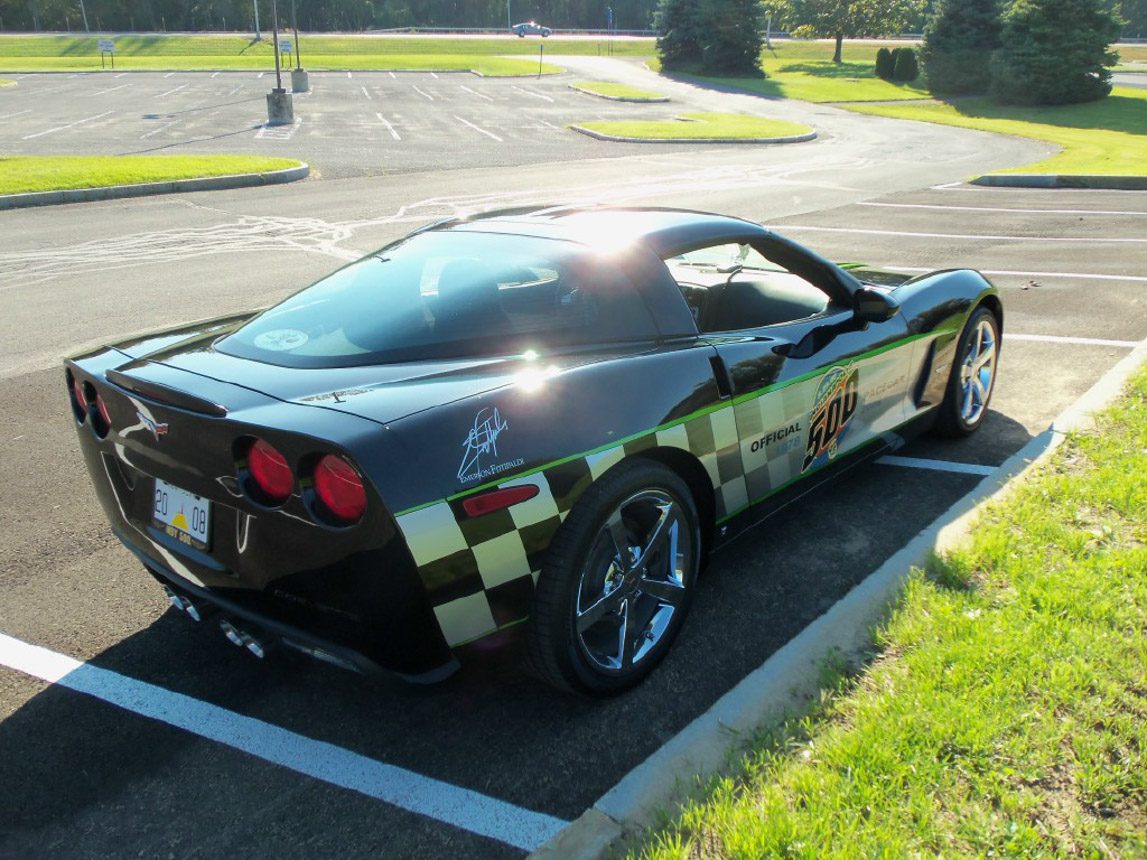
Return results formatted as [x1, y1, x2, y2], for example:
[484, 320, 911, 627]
[846, 87, 1147, 175]
[0, 155, 302, 195]
[634, 365, 1147, 858]
[649, 39, 929, 103]
[0, 33, 641, 73]
[570, 81, 668, 101]
[575, 111, 812, 140]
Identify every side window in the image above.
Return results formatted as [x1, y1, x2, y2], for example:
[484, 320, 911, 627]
[666, 243, 833, 333]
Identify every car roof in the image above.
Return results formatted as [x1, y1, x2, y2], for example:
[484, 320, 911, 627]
[426, 205, 772, 258]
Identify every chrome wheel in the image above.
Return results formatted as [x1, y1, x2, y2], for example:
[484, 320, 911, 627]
[958, 317, 996, 425]
[575, 489, 694, 675]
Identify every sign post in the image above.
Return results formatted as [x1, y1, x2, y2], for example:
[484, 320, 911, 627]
[538, 43, 544, 79]
[98, 39, 115, 70]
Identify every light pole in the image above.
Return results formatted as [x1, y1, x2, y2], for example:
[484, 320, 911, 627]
[79, 0, 89, 32]
[289, 0, 309, 92]
[253, 0, 261, 40]
[264, 0, 293, 123]
[506, 0, 511, 30]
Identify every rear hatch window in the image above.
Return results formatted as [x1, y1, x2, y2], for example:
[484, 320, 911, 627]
[217, 230, 658, 367]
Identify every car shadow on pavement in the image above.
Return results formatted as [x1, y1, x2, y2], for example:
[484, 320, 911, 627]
[0, 435, 1034, 855]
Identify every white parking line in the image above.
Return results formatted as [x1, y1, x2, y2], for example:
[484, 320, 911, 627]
[21, 110, 114, 140]
[347, 71, 353, 79]
[164, 72, 175, 78]
[255, 117, 303, 140]
[376, 113, 401, 140]
[156, 84, 189, 98]
[0, 632, 567, 852]
[539, 119, 563, 131]
[226, 85, 243, 96]
[454, 115, 502, 142]
[1006, 333, 1140, 349]
[389, 71, 396, 79]
[430, 72, 439, 79]
[782, 225, 1147, 244]
[94, 83, 129, 96]
[115, 72, 127, 78]
[877, 456, 995, 477]
[412, 85, 435, 101]
[512, 85, 555, 103]
[460, 85, 494, 103]
[140, 119, 180, 139]
[878, 265, 1147, 284]
[211, 71, 220, 78]
[859, 201, 1147, 217]
[258, 72, 265, 79]
[0, 109, 32, 120]
[361, 85, 372, 100]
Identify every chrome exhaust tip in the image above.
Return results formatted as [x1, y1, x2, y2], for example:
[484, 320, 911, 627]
[219, 618, 246, 647]
[162, 585, 212, 622]
[218, 619, 272, 659]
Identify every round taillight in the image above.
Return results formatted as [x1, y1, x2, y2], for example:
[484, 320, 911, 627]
[313, 454, 366, 524]
[94, 393, 112, 436]
[247, 439, 293, 505]
[71, 377, 87, 423]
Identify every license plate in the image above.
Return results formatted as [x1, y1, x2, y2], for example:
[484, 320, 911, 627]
[152, 478, 211, 550]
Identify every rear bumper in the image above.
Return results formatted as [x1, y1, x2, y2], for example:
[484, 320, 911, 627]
[116, 528, 460, 683]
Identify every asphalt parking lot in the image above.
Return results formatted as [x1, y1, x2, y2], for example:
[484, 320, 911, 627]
[2, 67, 1145, 858]
[0, 69, 685, 177]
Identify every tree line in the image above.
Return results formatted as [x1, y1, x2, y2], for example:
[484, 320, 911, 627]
[0, 0, 658, 33]
[1, 0, 1143, 43]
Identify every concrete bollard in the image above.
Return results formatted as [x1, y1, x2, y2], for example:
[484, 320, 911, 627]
[291, 68, 310, 93]
[266, 89, 294, 126]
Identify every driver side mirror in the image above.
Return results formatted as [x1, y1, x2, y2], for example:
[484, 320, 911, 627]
[853, 286, 900, 323]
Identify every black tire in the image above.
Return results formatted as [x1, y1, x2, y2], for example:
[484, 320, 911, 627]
[933, 305, 1000, 438]
[526, 459, 701, 696]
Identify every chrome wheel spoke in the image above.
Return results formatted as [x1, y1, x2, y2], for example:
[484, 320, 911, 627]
[616, 598, 634, 670]
[635, 502, 674, 565]
[577, 577, 626, 633]
[637, 574, 685, 606]
[605, 510, 632, 568]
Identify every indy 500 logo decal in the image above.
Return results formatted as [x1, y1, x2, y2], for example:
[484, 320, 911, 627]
[802, 366, 859, 473]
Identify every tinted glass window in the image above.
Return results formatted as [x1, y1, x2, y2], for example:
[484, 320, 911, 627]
[217, 231, 658, 367]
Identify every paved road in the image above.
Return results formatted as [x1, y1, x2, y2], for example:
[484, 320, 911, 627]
[2, 64, 1145, 859]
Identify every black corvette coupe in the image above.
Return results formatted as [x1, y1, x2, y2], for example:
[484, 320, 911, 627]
[67, 206, 1000, 694]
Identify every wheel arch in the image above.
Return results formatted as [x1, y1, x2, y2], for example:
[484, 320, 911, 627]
[978, 293, 1004, 333]
[629, 446, 717, 560]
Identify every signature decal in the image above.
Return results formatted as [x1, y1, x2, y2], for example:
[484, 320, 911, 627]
[458, 407, 524, 484]
[137, 410, 169, 441]
[802, 366, 859, 473]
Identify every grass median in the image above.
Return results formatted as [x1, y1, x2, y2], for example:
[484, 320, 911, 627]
[574, 111, 812, 141]
[633, 365, 1147, 858]
[0, 155, 302, 195]
[847, 87, 1147, 175]
[570, 81, 668, 101]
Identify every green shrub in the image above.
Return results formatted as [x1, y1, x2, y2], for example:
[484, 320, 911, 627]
[655, 0, 704, 70]
[922, 0, 1001, 95]
[893, 46, 920, 81]
[990, 0, 1121, 105]
[875, 46, 895, 79]
[699, 0, 764, 75]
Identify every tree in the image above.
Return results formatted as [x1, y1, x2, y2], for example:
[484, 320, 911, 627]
[892, 46, 919, 80]
[655, 0, 703, 69]
[990, 0, 1122, 104]
[921, 0, 1000, 95]
[699, 0, 763, 74]
[777, 0, 926, 63]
